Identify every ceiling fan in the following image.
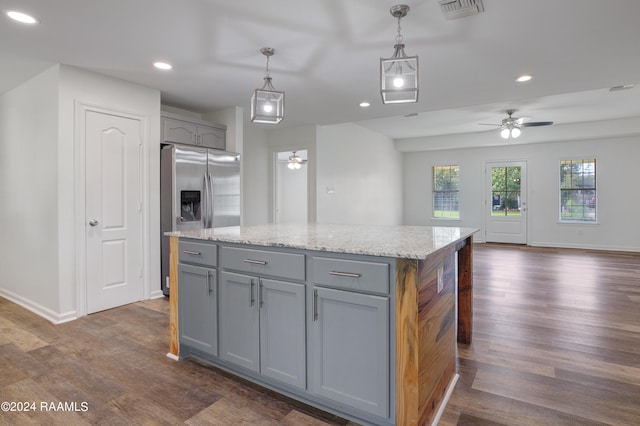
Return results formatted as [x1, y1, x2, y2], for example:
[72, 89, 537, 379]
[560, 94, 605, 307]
[287, 151, 307, 170]
[480, 109, 553, 139]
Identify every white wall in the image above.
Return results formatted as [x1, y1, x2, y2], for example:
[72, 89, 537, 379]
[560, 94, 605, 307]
[317, 123, 403, 225]
[0, 65, 61, 317]
[243, 126, 270, 225]
[402, 135, 640, 251]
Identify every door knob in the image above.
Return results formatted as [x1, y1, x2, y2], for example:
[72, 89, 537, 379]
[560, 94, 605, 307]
[89, 219, 99, 227]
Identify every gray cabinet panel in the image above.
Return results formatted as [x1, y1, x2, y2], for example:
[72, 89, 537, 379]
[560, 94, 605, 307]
[197, 126, 225, 150]
[162, 116, 226, 149]
[163, 118, 197, 145]
[179, 240, 217, 267]
[260, 279, 306, 389]
[178, 264, 217, 355]
[313, 257, 389, 294]
[220, 246, 305, 281]
[310, 287, 389, 418]
[219, 271, 260, 371]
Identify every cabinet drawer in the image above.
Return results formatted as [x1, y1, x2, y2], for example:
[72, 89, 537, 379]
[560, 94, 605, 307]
[220, 246, 305, 281]
[179, 240, 217, 267]
[313, 257, 389, 294]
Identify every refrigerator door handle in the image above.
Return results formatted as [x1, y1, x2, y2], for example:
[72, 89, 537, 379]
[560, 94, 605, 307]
[203, 172, 210, 228]
[208, 172, 214, 228]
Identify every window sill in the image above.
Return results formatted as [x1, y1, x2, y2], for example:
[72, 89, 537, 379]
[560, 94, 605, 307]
[557, 220, 600, 226]
[432, 217, 461, 222]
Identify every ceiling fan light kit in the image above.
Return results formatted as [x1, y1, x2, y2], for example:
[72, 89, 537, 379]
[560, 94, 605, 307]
[380, 5, 419, 104]
[287, 151, 305, 170]
[481, 109, 554, 140]
[251, 47, 284, 124]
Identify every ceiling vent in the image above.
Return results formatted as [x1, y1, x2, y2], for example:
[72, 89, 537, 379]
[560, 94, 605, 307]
[439, 0, 485, 20]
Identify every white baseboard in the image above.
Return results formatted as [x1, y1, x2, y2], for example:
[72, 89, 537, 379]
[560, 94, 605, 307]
[149, 289, 165, 299]
[431, 373, 459, 426]
[529, 241, 640, 253]
[166, 352, 180, 361]
[0, 288, 77, 324]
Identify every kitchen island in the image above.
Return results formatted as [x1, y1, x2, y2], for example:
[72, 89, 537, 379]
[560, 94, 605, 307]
[166, 223, 476, 426]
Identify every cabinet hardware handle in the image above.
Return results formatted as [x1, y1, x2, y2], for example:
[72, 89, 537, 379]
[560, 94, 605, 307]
[207, 271, 213, 295]
[329, 271, 362, 278]
[250, 280, 255, 306]
[243, 259, 268, 265]
[183, 250, 202, 256]
[259, 282, 264, 308]
[313, 289, 319, 321]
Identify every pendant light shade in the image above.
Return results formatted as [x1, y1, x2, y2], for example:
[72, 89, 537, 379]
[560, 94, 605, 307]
[251, 47, 284, 124]
[381, 5, 418, 104]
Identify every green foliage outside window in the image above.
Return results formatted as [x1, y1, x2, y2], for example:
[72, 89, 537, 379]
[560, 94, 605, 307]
[560, 159, 596, 222]
[433, 165, 459, 218]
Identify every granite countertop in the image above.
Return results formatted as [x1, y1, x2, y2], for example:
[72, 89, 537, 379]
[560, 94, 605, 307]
[166, 223, 478, 260]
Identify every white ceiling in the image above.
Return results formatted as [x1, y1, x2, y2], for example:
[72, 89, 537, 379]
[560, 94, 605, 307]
[2, 0, 640, 146]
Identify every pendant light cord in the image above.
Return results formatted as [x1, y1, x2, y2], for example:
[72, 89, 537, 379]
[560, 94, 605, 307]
[396, 15, 404, 44]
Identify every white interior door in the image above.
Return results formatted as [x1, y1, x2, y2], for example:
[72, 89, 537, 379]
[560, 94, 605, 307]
[485, 161, 527, 244]
[86, 110, 143, 313]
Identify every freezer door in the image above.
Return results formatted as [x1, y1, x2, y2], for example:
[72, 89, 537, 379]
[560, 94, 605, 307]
[208, 151, 241, 228]
[175, 146, 208, 231]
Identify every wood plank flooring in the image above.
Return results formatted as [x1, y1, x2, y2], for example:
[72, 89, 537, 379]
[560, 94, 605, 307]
[0, 299, 354, 425]
[1, 243, 639, 425]
[440, 243, 640, 426]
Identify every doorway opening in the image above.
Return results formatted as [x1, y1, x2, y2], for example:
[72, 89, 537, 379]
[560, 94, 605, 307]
[274, 150, 308, 223]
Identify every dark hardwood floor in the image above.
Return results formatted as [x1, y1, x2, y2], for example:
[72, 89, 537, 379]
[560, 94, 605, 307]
[441, 243, 640, 426]
[1, 243, 639, 425]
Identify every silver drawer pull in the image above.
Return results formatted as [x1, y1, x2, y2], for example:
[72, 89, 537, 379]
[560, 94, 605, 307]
[183, 250, 201, 256]
[329, 271, 362, 278]
[243, 259, 268, 265]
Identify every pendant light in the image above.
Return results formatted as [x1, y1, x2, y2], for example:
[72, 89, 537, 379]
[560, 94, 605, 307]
[251, 47, 284, 124]
[380, 5, 419, 104]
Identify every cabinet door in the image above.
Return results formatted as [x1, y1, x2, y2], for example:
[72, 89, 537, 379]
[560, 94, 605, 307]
[197, 126, 225, 150]
[163, 118, 197, 145]
[310, 287, 389, 418]
[178, 264, 217, 355]
[219, 271, 260, 372]
[259, 279, 306, 389]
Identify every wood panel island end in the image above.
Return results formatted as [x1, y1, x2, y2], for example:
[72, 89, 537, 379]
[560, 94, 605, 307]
[166, 224, 476, 426]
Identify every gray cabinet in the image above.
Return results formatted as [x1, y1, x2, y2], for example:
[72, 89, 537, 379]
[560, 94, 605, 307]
[218, 271, 259, 371]
[162, 116, 225, 150]
[310, 286, 390, 418]
[219, 271, 306, 389]
[178, 263, 217, 355]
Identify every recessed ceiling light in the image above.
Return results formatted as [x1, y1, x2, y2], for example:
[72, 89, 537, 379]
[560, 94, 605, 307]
[516, 75, 532, 83]
[359, 101, 370, 108]
[7, 11, 38, 24]
[154, 62, 173, 70]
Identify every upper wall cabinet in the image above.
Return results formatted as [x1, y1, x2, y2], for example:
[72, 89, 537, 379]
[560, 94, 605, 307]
[162, 113, 226, 150]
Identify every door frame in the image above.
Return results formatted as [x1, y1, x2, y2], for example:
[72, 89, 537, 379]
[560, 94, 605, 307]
[483, 159, 529, 244]
[74, 102, 151, 317]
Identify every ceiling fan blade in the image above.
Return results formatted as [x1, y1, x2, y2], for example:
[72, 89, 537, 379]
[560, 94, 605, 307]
[521, 121, 553, 127]
[478, 123, 501, 126]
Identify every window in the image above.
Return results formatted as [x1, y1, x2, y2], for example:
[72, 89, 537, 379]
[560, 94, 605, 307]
[433, 165, 459, 218]
[560, 159, 596, 222]
[491, 166, 522, 217]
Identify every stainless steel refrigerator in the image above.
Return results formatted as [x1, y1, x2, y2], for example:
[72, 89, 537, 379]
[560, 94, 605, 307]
[160, 144, 240, 295]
